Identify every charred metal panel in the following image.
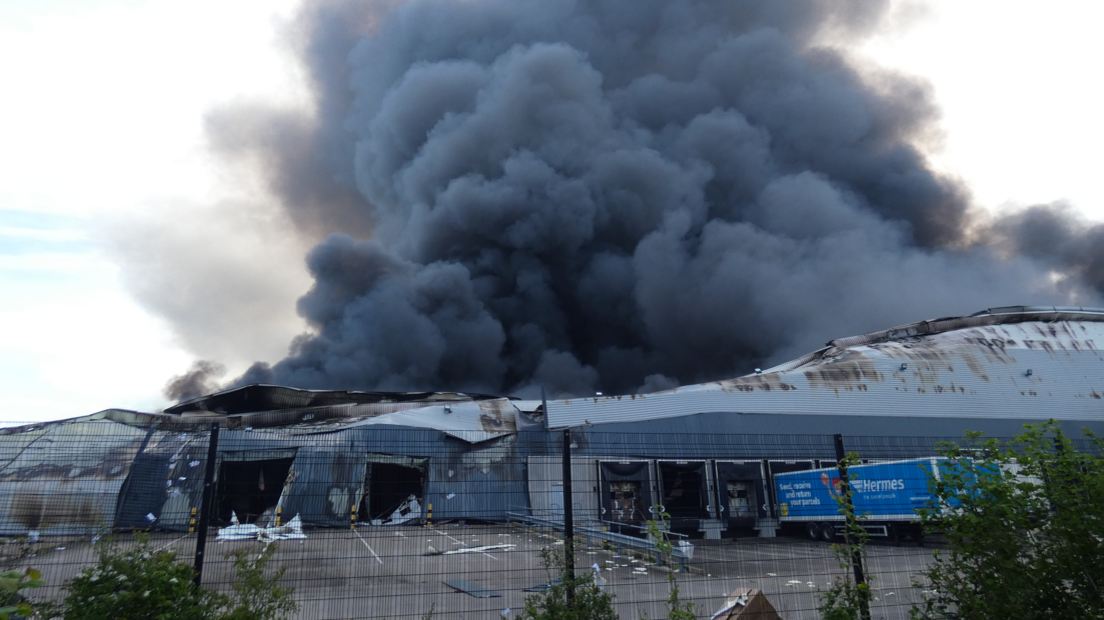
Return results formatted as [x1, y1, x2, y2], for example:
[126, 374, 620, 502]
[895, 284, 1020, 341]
[0, 420, 148, 536]
[157, 435, 213, 531]
[421, 435, 526, 521]
[115, 453, 170, 529]
[281, 449, 364, 527]
[165, 384, 502, 415]
[335, 401, 516, 443]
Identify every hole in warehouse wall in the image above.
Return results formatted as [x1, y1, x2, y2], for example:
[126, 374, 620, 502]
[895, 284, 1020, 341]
[216, 458, 294, 525]
[360, 463, 425, 523]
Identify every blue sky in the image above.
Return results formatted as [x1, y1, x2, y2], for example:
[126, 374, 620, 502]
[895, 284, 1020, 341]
[1, 0, 1102, 423]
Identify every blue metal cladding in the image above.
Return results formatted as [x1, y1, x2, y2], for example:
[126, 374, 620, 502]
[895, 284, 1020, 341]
[282, 448, 364, 527]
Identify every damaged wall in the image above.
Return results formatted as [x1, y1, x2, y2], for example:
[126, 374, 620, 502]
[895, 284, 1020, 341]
[0, 420, 149, 536]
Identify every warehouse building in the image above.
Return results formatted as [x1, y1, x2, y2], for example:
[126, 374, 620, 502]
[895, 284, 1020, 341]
[2, 306, 1102, 539]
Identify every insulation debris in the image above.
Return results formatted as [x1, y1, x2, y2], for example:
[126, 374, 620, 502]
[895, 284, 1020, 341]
[368, 495, 422, 525]
[217, 514, 305, 541]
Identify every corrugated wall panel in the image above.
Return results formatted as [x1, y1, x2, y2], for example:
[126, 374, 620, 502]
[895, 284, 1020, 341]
[0, 420, 148, 536]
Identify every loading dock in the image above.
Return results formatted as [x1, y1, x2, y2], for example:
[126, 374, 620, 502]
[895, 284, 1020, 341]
[713, 460, 769, 528]
[598, 460, 655, 529]
[656, 460, 713, 526]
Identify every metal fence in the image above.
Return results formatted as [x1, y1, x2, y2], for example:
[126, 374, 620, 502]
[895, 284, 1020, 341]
[0, 420, 1070, 619]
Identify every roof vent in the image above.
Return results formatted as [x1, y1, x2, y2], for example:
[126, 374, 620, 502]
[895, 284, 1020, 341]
[1025, 369, 1033, 377]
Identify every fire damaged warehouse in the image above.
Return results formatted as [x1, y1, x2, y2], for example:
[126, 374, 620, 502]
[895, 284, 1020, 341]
[3, 306, 1104, 540]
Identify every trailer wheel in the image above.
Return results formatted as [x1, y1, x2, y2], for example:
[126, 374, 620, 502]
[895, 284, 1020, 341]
[910, 525, 926, 546]
[820, 522, 836, 542]
[806, 522, 820, 540]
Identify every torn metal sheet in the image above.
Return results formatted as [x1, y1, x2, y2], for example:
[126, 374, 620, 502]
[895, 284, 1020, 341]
[334, 401, 516, 443]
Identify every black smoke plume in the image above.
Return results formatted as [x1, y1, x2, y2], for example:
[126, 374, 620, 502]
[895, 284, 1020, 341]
[165, 361, 227, 403]
[199, 0, 1099, 399]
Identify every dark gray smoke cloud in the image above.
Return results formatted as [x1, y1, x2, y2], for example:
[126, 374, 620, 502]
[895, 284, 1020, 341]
[165, 360, 227, 403]
[221, 0, 1100, 398]
[984, 202, 1104, 293]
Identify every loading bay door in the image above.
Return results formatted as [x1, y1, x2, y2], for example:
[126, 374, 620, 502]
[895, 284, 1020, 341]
[713, 460, 768, 527]
[655, 460, 714, 523]
[598, 460, 655, 528]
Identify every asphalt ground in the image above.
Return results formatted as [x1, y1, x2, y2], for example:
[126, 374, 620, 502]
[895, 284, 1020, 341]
[4, 525, 937, 620]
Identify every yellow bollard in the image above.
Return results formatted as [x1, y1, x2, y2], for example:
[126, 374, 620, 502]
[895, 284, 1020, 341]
[351, 505, 357, 530]
[189, 507, 196, 533]
[276, 506, 283, 527]
[427, 502, 433, 526]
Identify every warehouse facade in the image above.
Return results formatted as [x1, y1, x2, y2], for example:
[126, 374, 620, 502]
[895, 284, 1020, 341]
[2, 306, 1102, 538]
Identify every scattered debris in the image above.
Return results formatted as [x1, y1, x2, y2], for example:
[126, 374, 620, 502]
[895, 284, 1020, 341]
[444, 578, 502, 598]
[369, 495, 422, 526]
[443, 544, 515, 555]
[217, 514, 305, 542]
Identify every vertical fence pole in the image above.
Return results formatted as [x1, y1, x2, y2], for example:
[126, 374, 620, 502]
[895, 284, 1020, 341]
[834, 434, 870, 620]
[193, 423, 220, 587]
[562, 427, 575, 596]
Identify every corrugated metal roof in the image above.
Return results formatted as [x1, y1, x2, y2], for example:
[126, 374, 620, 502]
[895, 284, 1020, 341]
[545, 309, 1104, 429]
[164, 384, 504, 415]
[323, 400, 517, 443]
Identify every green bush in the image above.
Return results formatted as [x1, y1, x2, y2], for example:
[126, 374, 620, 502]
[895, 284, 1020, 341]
[519, 545, 618, 620]
[818, 453, 873, 620]
[911, 421, 1104, 620]
[221, 545, 298, 620]
[61, 535, 297, 620]
[646, 510, 696, 620]
[1, 567, 54, 620]
[64, 537, 224, 620]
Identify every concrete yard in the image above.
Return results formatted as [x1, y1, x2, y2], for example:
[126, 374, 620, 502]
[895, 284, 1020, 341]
[7, 525, 937, 620]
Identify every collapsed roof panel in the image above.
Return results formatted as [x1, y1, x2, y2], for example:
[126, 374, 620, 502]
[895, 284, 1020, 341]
[164, 383, 504, 416]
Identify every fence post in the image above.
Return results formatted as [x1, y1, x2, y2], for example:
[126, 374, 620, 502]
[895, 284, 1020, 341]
[193, 423, 220, 587]
[562, 427, 575, 577]
[834, 433, 870, 620]
[545, 385, 575, 598]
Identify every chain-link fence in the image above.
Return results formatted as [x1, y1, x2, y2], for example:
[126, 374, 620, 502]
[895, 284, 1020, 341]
[0, 417, 1047, 619]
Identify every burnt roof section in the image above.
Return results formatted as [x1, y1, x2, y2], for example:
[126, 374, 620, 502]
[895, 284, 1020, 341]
[764, 306, 1104, 374]
[829, 306, 1104, 349]
[163, 383, 505, 415]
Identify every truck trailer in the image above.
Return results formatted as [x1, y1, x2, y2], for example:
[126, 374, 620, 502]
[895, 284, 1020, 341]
[774, 458, 952, 541]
